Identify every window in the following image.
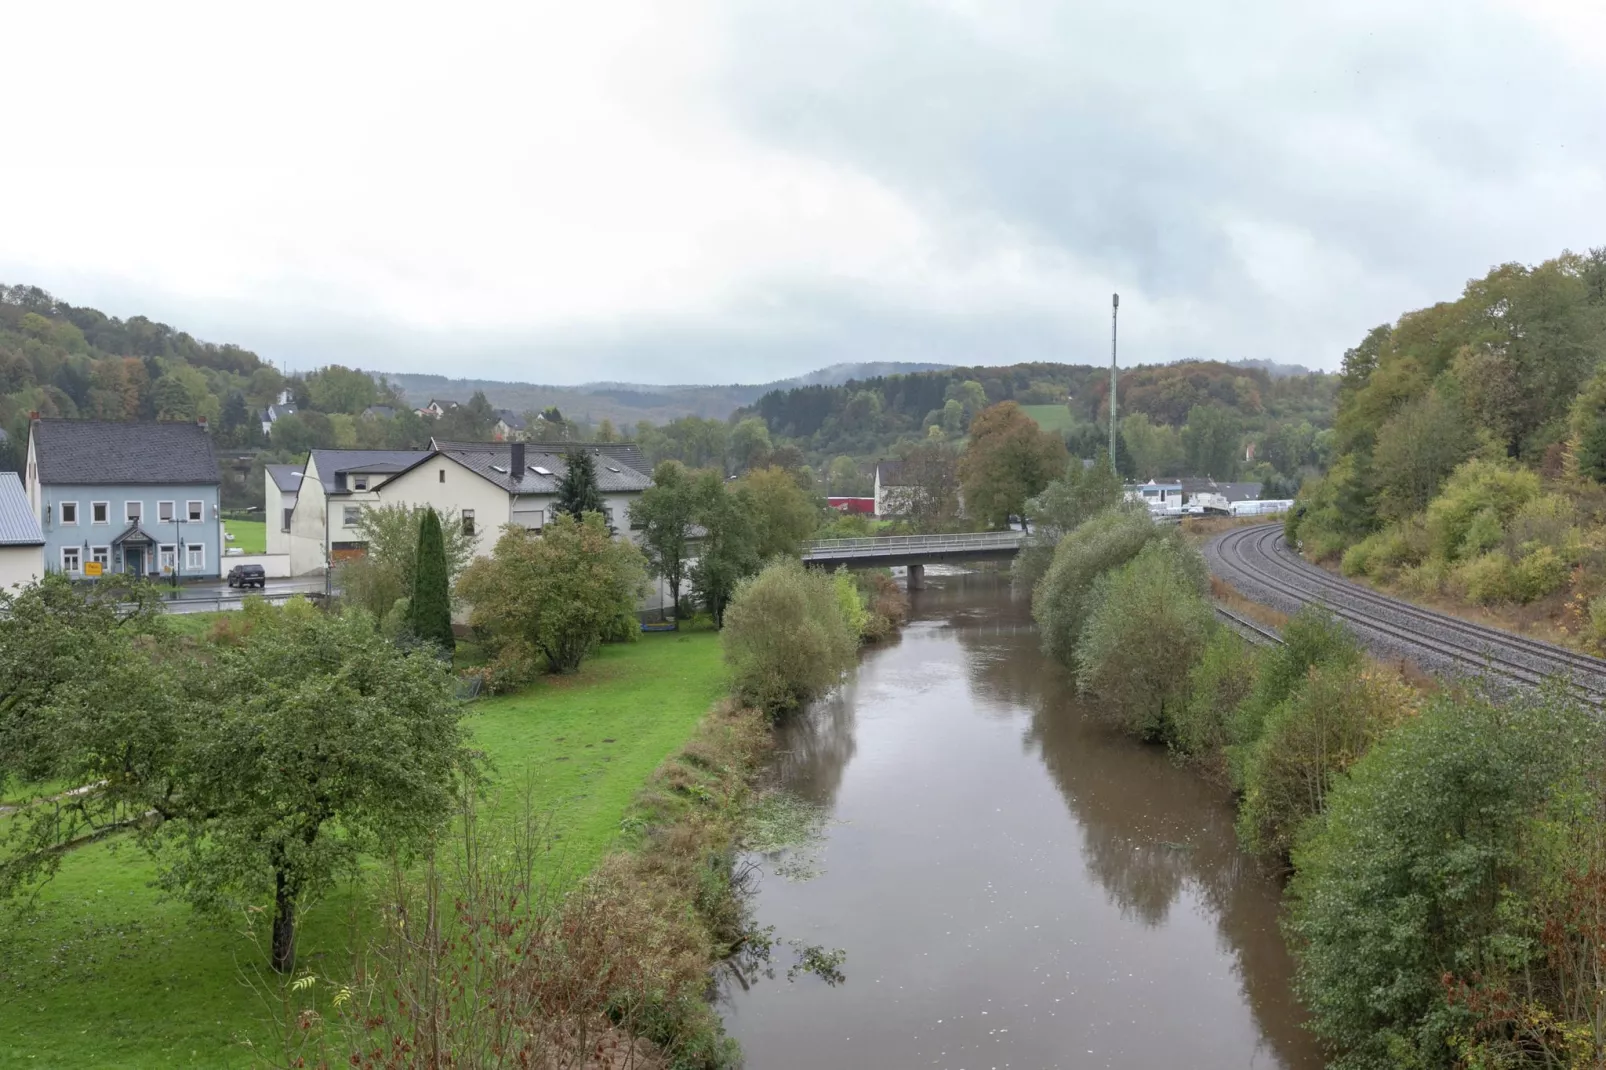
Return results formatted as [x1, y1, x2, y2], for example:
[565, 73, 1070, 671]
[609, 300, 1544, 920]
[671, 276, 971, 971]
[353, 476, 368, 491]
[92, 501, 108, 524]
[61, 547, 81, 573]
[91, 546, 109, 569]
[438, 469, 446, 483]
[187, 500, 203, 522]
[343, 506, 362, 527]
[282, 507, 293, 532]
[59, 501, 78, 525]
[126, 501, 142, 523]
[603, 506, 615, 527]
[158, 501, 174, 522]
[158, 545, 176, 573]
[461, 509, 475, 537]
[185, 544, 204, 571]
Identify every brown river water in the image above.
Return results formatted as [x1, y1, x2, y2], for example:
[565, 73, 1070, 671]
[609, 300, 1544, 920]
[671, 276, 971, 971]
[719, 573, 1324, 1070]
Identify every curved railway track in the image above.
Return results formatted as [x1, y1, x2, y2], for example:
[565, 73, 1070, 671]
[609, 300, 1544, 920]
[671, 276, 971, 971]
[1206, 522, 1606, 702]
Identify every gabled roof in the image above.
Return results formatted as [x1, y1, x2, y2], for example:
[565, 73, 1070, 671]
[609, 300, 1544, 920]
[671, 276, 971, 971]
[262, 402, 298, 421]
[431, 440, 649, 481]
[266, 464, 305, 494]
[875, 460, 909, 486]
[0, 472, 43, 546]
[30, 419, 221, 486]
[1178, 478, 1263, 502]
[494, 410, 526, 431]
[416, 442, 653, 495]
[308, 449, 432, 494]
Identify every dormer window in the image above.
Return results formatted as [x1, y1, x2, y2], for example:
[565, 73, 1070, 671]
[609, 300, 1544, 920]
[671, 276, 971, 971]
[353, 475, 368, 491]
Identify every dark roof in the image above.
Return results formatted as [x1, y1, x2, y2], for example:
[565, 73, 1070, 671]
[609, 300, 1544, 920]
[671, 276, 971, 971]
[494, 410, 527, 430]
[266, 464, 305, 494]
[0, 472, 43, 546]
[420, 442, 653, 494]
[1178, 478, 1264, 502]
[31, 419, 221, 486]
[875, 460, 910, 485]
[308, 449, 432, 494]
[362, 405, 396, 419]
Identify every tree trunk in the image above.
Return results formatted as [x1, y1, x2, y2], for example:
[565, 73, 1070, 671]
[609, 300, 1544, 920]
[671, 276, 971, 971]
[272, 866, 298, 974]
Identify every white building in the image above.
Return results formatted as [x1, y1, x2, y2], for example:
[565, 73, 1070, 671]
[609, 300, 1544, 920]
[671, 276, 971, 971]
[264, 464, 304, 556]
[0, 471, 44, 588]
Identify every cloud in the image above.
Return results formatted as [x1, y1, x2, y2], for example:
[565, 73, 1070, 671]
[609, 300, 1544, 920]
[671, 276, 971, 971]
[1, 0, 1603, 382]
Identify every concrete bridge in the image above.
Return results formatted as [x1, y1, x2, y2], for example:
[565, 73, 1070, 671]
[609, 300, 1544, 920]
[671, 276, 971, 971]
[801, 531, 1027, 588]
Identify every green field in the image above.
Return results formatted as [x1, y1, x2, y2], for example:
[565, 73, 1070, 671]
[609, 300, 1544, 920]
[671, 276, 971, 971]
[1021, 403, 1075, 432]
[0, 630, 728, 1069]
[221, 519, 266, 555]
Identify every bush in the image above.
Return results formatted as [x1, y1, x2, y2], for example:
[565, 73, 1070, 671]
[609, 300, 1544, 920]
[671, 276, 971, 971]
[1228, 606, 1359, 783]
[1032, 505, 1169, 668]
[1235, 662, 1413, 863]
[833, 568, 868, 640]
[1424, 459, 1541, 562]
[1175, 628, 1261, 768]
[1451, 551, 1518, 605]
[1285, 689, 1598, 1070]
[855, 571, 908, 643]
[1398, 558, 1449, 598]
[1505, 492, 1578, 558]
[1513, 544, 1568, 602]
[722, 559, 860, 717]
[1073, 540, 1215, 741]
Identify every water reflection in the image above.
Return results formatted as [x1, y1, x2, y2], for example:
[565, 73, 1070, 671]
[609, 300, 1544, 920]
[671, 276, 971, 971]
[722, 572, 1322, 1070]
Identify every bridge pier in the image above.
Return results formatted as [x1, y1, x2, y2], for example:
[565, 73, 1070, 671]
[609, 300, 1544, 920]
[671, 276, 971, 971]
[906, 563, 926, 591]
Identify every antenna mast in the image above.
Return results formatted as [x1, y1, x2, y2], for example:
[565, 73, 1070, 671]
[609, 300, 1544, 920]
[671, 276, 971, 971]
[1109, 293, 1119, 474]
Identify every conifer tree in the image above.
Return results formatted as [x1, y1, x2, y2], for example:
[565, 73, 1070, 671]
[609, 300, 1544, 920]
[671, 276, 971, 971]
[409, 507, 454, 652]
[556, 448, 604, 521]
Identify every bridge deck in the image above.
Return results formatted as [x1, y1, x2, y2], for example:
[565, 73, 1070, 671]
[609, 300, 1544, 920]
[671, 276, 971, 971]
[801, 530, 1027, 566]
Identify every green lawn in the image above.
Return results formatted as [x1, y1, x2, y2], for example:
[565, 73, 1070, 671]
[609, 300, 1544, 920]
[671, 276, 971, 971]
[0, 631, 728, 1069]
[1021, 403, 1075, 433]
[221, 519, 266, 555]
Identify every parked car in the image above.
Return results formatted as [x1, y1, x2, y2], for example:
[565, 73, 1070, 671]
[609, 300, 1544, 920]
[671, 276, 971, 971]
[227, 564, 266, 589]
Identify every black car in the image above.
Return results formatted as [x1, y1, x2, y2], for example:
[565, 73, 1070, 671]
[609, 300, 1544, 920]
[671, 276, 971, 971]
[227, 563, 266, 589]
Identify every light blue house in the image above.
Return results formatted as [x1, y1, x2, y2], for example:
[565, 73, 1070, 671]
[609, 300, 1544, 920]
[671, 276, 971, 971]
[23, 418, 225, 580]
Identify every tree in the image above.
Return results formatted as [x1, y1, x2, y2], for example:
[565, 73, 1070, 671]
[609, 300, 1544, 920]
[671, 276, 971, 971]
[729, 417, 773, 473]
[1371, 389, 1474, 518]
[689, 472, 760, 627]
[555, 448, 604, 521]
[740, 466, 819, 559]
[150, 601, 467, 973]
[958, 401, 1068, 529]
[892, 440, 964, 531]
[1032, 505, 1162, 667]
[826, 455, 870, 496]
[629, 460, 700, 622]
[409, 507, 454, 652]
[596, 418, 618, 443]
[722, 559, 859, 717]
[307, 365, 378, 415]
[337, 504, 475, 622]
[1016, 455, 1124, 588]
[1180, 403, 1241, 478]
[458, 513, 646, 675]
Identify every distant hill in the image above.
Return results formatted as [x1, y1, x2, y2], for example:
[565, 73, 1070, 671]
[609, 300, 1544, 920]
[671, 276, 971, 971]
[1228, 358, 1317, 379]
[381, 362, 952, 425]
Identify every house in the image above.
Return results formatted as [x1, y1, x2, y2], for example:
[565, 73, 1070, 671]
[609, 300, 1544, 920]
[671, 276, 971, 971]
[492, 410, 526, 441]
[873, 460, 917, 516]
[280, 440, 655, 575]
[826, 496, 876, 515]
[1124, 479, 1185, 516]
[24, 418, 225, 579]
[1177, 478, 1263, 504]
[414, 399, 458, 419]
[0, 471, 44, 588]
[264, 464, 304, 555]
[362, 405, 397, 420]
[260, 400, 298, 437]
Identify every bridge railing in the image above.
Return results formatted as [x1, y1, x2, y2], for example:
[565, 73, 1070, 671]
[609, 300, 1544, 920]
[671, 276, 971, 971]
[801, 531, 1027, 557]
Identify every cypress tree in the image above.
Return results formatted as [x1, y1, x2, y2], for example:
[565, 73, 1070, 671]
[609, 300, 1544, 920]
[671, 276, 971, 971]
[555, 448, 605, 521]
[410, 507, 455, 652]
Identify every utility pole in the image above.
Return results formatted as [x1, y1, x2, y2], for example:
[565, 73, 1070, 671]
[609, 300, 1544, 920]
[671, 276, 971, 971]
[1109, 293, 1120, 476]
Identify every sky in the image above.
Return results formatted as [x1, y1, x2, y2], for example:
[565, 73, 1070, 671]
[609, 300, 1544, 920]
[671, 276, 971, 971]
[3, 0, 1604, 385]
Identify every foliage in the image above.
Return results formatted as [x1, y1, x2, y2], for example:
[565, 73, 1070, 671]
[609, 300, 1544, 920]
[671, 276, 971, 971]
[1423, 459, 1542, 562]
[689, 471, 762, 627]
[1179, 403, 1242, 480]
[630, 460, 701, 622]
[740, 465, 820, 559]
[459, 513, 647, 678]
[336, 503, 475, 622]
[854, 571, 909, 643]
[1073, 540, 1214, 740]
[721, 559, 859, 717]
[1174, 627, 1261, 768]
[408, 506, 455, 652]
[1032, 505, 1166, 668]
[1227, 605, 1360, 778]
[832, 567, 868, 640]
[1017, 453, 1124, 588]
[555, 447, 605, 521]
[888, 439, 965, 532]
[1372, 389, 1476, 520]
[1286, 687, 1602, 1070]
[958, 401, 1069, 529]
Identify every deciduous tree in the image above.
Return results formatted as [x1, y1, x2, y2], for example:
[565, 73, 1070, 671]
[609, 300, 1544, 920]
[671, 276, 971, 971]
[629, 460, 699, 622]
[958, 401, 1068, 529]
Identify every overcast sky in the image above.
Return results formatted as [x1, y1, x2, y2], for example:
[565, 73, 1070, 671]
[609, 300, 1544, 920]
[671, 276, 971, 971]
[3, 0, 1604, 385]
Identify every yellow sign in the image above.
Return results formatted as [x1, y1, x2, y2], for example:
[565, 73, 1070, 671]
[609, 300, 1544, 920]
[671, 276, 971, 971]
[83, 561, 103, 577]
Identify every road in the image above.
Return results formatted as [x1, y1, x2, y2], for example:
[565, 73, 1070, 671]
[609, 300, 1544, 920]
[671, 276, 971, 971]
[1206, 522, 1606, 702]
[158, 575, 329, 613]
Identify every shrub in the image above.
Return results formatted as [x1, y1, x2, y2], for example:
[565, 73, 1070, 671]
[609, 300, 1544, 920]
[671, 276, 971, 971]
[1340, 525, 1421, 580]
[832, 568, 868, 641]
[1228, 606, 1360, 784]
[1513, 545, 1568, 602]
[722, 559, 859, 717]
[1398, 558, 1449, 598]
[1505, 492, 1578, 558]
[1175, 628, 1261, 768]
[1073, 540, 1215, 741]
[1451, 551, 1518, 605]
[1032, 505, 1171, 668]
[1285, 689, 1598, 1070]
[855, 571, 908, 643]
[1235, 662, 1412, 863]
[1424, 459, 1541, 562]
[1457, 506, 1505, 560]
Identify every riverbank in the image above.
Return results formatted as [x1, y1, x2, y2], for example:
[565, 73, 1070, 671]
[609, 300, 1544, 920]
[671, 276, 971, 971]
[0, 630, 731, 1069]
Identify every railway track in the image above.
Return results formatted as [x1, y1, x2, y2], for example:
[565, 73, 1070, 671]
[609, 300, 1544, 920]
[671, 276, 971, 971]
[1205, 522, 1606, 702]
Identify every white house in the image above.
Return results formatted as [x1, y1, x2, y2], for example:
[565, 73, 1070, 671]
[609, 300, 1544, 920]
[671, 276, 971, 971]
[264, 463, 304, 555]
[260, 389, 298, 437]
[287, 449, 432, 575]
[0, 471, 44, 588]
[414, 399, 457, 419]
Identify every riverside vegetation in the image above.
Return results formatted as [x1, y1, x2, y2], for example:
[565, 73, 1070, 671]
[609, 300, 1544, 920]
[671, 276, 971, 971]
[1027, 456, 1606, 1068]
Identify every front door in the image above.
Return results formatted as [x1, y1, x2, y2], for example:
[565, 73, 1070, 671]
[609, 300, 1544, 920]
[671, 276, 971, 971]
[126, 547, 145, 577]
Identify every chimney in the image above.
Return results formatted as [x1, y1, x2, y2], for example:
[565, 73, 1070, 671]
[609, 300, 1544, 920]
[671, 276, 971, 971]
[197, 416, 209, 432]
[510, 442, 525, 481]
[29, 410, 40, 422]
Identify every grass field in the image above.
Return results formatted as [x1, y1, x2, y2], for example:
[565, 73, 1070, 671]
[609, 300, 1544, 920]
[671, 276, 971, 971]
[1021, 403, 1075, 433]
[221, 519, 266, 554]
[0, 630, 728, 1069]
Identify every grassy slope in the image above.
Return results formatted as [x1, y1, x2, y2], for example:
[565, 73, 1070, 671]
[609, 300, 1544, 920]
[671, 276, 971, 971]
[0, 631, 727, 1070]
[1021, 403, 1075, 432]
[221, 519, 266, 555]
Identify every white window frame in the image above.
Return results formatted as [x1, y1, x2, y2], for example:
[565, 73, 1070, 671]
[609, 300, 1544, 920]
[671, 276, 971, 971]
[158, 500, 175, 523]
[126, 501, 142, 523]
[343, 506, 362, 527]
[158, 544, 177, 574]
[352, 475, 368, 491]
[186, 500, 204, 522]
[90, 546, 110, 569]
[91, 501, 109, 524]
[59, 500, 79, 525]
[61, 546, 81, 573]
[185, 543, 204, 571]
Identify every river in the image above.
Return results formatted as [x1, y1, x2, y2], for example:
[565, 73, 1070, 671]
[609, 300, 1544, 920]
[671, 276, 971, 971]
[719, 573, 1323, 1069]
